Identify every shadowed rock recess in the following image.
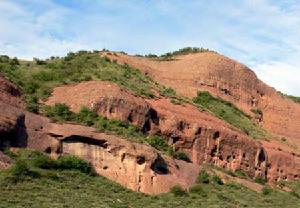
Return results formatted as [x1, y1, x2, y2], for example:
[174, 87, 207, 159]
[1, 51, 300, 194]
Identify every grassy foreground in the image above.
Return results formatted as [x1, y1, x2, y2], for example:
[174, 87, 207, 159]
[1, 150, 300, 208]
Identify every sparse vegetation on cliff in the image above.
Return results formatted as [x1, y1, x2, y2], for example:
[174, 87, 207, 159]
[141, 47, 213, 61]
[193, 91, 268, 139]
[160, 47, 212, 58]
[278, 91, 300, 104]
[42, 104, 189, 161]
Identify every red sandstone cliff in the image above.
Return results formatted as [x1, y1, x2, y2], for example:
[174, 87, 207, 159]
[101, 52, 300, 149]
[1, 52, 300, 194]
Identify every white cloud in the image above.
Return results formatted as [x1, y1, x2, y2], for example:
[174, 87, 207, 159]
[0, 0, 299, 96]
[0, 0, 84, 59]
[255, 62, 300, 96]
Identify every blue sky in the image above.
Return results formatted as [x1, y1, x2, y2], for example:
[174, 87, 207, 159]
[1, 0, 300, 96]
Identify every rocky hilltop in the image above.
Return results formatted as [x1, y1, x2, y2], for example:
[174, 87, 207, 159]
[0, 49, 300, 199]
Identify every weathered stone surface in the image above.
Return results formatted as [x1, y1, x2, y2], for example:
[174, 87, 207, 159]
[46, 123, 200, 194]
[0, 102, 26, 147]
[262, 141, 300, 182]
[102, 52, 300, 150]
[0, 101, 200, 194]
[0, 73, 24, 108]
[147, 98, 268, 179]
[45, 81, 159, 132]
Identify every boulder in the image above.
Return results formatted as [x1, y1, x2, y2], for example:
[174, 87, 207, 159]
[0, 73, 24, 108]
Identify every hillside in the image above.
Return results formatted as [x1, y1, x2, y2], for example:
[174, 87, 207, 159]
[0, 49, 300, 207]
[102, 51, 300, 147]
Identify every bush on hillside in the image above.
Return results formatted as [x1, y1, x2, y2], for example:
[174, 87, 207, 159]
[197, 170, 210, 184]
[76, 107, 98, 126]
[56, 155, 95, 175]
[255, 176, 267, 185]
[189, 184, 207, 196]
[262, 186, 272, 195]
[8, 160, 40, 183]
[170, 185, 187, 197]
[212, 175, 223, 185]
[147, 135, 170, 152]
[32, 152, 56, 169]
[43, 103, 74, 122]
[172, 151, 191, 162]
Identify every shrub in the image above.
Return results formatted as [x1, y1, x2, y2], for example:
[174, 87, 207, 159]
[235, 170, 248, 178]
[56, 155, 94, 175]
[32, 153, 56, 169]
[8, 160, 40, 183]
[10, 57, 19, 65]
[262, 186, 272, 195]
[172, 151, 190, 162]
[43, 103, 74, 121]
[291, 191, 300, 199]
[212, 175, 223, 185]
[197, 170, 210, 184]
[147, 135, 170, 152]
[145, 54, 158, 58]
[251, 108, 263, 115]
[33, 58, 46, 65]
[189, 185, 207, 196]
[255, 176, 267, 185]
[26, 95, 39, 113]
[160, 87, 176, 97]
[76, 107, 98, 126]
[160, 47, 211, 58]
[170, 185, 187, 197]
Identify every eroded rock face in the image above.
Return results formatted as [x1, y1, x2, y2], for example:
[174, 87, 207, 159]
[0, 73, 23, 108]
[147, 99, 268, 179]
[46, 124, 200, 194]
[102, 52, 300, 150]
[262, 141, 300, 182]
[45, 81, 159, 132]
[0, 101, 199, 194]
[0, 102, 27, 147]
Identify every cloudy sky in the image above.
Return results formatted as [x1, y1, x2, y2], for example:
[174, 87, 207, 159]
[0, 0, 300, 96]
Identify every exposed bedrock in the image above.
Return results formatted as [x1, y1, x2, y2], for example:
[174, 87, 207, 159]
[0, 72, 24, 108]
[0, 101, 199, 194]
[147, 99, 268, 179]
[101, 52, 300, 153]
[45, 81, 159, 132]
[44, 80, 300, 183]
[45, 124, 200, 194]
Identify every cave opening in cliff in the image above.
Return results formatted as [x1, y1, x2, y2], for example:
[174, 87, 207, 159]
[150, 156, 169, 175]
[213, 131, 220, 140]
[136, 155, 145, 165]
[257, 149, 266, 165]
[143, 108, 159, 133]
[62, 135, 108, 148]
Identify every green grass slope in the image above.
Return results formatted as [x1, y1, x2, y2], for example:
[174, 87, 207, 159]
[0, 51, 178, 113]
[1, 150, 300, 208]
[193, 91, 269, 139]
